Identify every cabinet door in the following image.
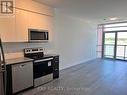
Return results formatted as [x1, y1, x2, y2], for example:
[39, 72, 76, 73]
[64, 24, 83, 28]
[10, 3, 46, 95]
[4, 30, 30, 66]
[28, 12, 49, 29]
[15, 9, 29, 42]
[0, 16, 15, 42]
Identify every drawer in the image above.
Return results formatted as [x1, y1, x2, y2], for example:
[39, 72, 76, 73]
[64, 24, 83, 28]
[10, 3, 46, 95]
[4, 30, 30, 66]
[34, 74, 53, 87]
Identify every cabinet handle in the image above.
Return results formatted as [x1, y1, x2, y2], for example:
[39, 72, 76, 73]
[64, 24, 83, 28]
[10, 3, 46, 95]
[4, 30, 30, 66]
[20, 64, 25, 68]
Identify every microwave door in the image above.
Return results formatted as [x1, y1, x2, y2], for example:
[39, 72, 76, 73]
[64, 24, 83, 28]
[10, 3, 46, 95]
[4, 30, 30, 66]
[28, 29, 49, 42]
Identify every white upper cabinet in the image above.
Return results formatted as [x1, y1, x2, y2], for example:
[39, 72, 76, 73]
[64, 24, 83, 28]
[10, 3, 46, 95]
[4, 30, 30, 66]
[0, 16, 16, 42]
[28, 12, 49, 30]
[15, 9, 29, 42]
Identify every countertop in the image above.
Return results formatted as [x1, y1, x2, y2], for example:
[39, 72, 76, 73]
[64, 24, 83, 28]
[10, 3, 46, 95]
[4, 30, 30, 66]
[5, 57, 34, 65]
[5, 54, 59, 65]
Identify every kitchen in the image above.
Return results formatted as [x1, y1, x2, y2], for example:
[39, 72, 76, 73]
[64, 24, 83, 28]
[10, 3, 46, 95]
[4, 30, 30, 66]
[0, 0, 59, 95]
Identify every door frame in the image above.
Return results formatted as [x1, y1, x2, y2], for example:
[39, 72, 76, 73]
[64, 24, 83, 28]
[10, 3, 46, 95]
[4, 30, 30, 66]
[102, 31, 117, 59]
[102, 31, 127, 60]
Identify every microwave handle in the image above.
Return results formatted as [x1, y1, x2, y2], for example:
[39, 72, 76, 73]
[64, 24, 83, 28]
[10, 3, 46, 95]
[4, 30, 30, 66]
[46, 32, 48, 40]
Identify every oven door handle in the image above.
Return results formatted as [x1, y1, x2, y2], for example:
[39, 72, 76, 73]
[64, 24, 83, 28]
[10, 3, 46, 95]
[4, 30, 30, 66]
[34, 58, 53, 63]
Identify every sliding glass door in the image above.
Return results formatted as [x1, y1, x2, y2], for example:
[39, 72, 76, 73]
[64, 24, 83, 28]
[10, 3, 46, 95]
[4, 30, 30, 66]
[103, 32, 116, 59]
[103, 31, 127, 60]
[116, 32, 127, 60]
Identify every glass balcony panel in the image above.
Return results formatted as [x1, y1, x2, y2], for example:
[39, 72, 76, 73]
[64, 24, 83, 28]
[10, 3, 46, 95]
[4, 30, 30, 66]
[104, 45, 114, 58]
[116, 46, 124, 58]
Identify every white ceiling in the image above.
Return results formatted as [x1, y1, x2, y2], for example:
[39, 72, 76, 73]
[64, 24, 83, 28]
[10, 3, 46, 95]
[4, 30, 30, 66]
[34, 0, 127, 22]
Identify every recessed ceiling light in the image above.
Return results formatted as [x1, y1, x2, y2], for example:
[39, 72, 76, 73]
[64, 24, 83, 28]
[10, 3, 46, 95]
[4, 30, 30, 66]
[109, 17, 118, 21]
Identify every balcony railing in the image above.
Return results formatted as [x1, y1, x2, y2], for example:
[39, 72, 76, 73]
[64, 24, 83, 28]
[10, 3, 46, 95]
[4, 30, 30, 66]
[97, 45, 127, 60]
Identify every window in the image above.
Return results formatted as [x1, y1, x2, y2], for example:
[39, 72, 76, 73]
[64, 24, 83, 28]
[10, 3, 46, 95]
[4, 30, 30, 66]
[97, 22, 127, 60]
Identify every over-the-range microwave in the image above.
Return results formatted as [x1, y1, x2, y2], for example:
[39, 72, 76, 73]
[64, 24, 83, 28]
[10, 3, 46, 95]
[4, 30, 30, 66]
[28, 29, 49, 42]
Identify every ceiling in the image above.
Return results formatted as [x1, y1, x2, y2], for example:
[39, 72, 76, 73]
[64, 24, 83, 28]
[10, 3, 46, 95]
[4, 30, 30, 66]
[34, 0, 127, 22]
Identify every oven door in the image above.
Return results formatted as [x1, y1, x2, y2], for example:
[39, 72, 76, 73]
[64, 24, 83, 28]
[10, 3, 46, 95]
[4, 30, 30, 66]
[33, 58, 53, 79]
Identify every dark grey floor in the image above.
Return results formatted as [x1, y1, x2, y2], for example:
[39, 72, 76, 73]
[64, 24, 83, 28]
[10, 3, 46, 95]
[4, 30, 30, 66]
[20, 59, 127, 95]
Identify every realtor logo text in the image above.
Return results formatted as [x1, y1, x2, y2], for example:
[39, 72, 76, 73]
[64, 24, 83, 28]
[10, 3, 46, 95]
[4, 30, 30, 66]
[1, 0, 13, 14]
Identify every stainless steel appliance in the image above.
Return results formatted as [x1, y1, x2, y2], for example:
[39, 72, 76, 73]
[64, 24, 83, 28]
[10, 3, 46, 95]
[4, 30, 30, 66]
[12, 62, 33, 94]
[0, 38, 6, 95]
[28, 29, 49, 42]
[24, 48, 53, 87]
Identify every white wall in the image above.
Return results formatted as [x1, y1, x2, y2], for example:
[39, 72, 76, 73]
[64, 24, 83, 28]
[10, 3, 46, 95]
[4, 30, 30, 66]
[54, 9, 97, 70]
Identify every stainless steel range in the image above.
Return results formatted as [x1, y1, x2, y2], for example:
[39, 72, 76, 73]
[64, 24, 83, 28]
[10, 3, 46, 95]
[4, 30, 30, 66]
[24, 48, 53, 87]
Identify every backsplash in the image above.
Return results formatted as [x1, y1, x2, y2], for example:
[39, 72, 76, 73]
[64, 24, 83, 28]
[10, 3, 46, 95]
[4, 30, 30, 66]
[3, 42, 55, 59]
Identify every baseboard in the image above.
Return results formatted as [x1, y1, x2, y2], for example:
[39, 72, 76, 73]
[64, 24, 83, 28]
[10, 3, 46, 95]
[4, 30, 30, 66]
[59, 57, 97, 70]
